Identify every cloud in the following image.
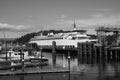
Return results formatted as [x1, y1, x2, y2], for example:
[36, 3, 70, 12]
[56, 13, 120, 28]
[60, 15, 67, 19]
[0, 23, 31, 32]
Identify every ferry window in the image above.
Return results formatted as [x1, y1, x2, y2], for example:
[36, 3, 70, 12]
[14, 53, 18, 55]
[78, 37, 87, 39]
[72, 37, 75, 40]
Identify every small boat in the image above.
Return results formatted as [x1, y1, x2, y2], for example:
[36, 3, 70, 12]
[0, 50, 49, 70]
[0, 61, 11, 70]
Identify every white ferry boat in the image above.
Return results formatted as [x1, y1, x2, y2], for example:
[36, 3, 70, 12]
[29, 23, 97, 49]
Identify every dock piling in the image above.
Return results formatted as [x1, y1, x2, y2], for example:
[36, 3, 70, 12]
[52, 41, 56, 67]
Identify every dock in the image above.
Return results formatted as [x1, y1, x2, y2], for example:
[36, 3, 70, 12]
[0, 67, 69, 76]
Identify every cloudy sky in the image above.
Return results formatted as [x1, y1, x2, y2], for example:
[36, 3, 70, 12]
[0, 0, 120, 38]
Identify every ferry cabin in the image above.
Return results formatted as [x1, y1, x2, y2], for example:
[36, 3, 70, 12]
[29, 30, 97, 49]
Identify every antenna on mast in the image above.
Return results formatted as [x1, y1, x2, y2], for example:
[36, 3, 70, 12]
[40, 28, 43, 36]
[73, 20, 77, 30]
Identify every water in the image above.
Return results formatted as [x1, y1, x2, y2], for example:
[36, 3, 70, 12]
[0, 51, 120, 80]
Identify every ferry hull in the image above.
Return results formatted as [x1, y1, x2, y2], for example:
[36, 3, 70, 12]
[30, 39, 97, 50]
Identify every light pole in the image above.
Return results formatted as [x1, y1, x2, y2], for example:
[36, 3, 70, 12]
[68, 51, 70, 72]
[62, 54, 66, 68]
[68, 51, 71, 80]
[40, 47, 43, 69]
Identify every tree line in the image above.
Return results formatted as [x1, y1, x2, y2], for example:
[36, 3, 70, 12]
[13, 29, 64, 44]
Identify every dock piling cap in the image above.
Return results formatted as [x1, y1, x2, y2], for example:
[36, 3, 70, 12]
[94, 43, 102, 47]
[68, 56, 70, 59]
[22, 59, 25, 61]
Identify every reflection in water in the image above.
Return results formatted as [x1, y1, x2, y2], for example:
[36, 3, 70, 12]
[19, 74, 44, 80]
[55, 51, 120, 80]
[19, 75, 24, 80]
[68, 72, 70, 80]
[0, 51, 120, 80]
[77, 51, 120, 80]
[41, 75, 43, 80]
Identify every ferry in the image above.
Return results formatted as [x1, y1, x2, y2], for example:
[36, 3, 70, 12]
[29, 23, 97, 50]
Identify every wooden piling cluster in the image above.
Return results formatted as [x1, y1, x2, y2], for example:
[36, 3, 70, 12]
[77, 42, 95, 54]
[43, 41, 120, 66]
[94, 27, 120, 61]
[106, 48, 120, 61]
[52, 41, 56, 67]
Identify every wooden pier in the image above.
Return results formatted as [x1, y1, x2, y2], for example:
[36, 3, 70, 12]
[77, 42, 95, 54]
[0, 67, 69, 76]
[94, 26, 120, 60]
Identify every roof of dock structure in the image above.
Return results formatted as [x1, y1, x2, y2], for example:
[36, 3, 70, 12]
[95, 27, 120, 33]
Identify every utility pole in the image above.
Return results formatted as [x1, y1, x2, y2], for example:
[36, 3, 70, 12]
[41, 47, 43, 69]
[21, 45, 25, 72]
[3, 32, 7, 61]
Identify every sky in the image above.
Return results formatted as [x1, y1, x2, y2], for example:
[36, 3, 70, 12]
[0, 0, 120, 38]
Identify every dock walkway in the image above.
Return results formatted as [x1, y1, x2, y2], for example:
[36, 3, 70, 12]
[0, 67, 69, 76]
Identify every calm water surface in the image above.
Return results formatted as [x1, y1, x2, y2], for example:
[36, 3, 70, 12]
[0, 51, 120, 80]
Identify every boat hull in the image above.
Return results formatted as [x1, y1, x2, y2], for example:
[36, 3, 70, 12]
[30, 39, 97, 50]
